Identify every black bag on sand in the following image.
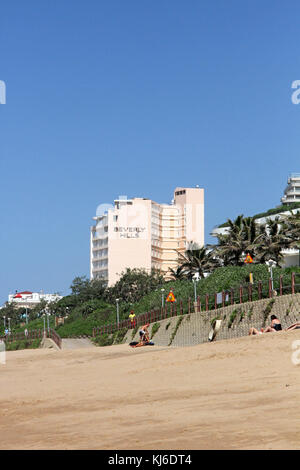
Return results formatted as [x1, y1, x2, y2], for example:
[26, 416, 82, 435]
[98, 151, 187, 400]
[129, 341, 155, 347]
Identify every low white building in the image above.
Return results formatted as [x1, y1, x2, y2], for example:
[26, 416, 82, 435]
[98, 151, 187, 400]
[8, 291, 62, 309]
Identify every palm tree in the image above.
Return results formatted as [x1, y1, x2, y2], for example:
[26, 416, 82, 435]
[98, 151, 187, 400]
[255, 217, 294, 265]
[177, 244, 220, 279]
[168, 265, 188, 281]
[213, 215, 262, 266]
[281, 210, 300, 249]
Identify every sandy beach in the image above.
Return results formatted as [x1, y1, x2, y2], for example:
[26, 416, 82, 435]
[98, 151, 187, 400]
[0, 330, 299, 450]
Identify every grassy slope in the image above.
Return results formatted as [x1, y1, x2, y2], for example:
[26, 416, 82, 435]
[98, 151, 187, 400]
[6, 265, 300, 339]
[128, 265, 300, 316]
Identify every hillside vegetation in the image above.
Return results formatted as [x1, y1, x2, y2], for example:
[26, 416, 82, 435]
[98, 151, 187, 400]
[5, 265, 300, 340]
[4, 208, 300, 340]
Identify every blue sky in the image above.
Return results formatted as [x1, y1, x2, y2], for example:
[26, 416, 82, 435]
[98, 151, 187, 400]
[1, 0, 300, 304]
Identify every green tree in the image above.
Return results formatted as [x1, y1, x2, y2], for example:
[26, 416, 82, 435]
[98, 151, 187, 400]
[282, 210, 300, 249]
[177, 244, 220, 279]
[168, 265, 188, 281]
[70, 276, 106, 302]
[213, 215, 263, 266]
[106, 268, 164, 304]
[255, 217, 293, 265]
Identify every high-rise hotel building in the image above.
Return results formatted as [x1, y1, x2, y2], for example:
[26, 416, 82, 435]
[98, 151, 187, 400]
[90, 187, 204, 286]
[281, 173, 300, 205]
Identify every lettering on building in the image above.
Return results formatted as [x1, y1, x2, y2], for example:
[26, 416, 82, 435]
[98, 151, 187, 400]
[114, 227, 146, 238]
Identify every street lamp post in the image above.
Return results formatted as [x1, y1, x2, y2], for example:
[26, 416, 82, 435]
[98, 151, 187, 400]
[161, 288, 165, 308]
[192, 272, 200, 302]
[3, 317, 6, 329]
[43, 314, 46, 337]
[116, 299, 119, 325]
[25, 307, 28, 324]
[47, 312, 50, 334]
[266, 259, 276, 294]
[192, 273, 200, 312]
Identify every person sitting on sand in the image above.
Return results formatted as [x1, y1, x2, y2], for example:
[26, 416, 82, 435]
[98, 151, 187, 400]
[131, 324, 150, 348]
[285, 321, 300, 331]
[264, 315, 282, 332]
[139, 324, 150, 342]
[249, 315, 282, 335]
[248, 327, 264, 335]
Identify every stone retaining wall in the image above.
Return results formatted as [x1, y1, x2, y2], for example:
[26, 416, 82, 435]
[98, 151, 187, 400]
[121, 293, 300, 347]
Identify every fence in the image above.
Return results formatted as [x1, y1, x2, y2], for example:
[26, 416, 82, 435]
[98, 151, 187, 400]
[93, 272, 300, 338]
[48, 328, 62, 348]
[0, 328, 62, 349]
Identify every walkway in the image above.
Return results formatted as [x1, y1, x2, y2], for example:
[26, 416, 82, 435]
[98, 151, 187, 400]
[61, 338, 95, 349]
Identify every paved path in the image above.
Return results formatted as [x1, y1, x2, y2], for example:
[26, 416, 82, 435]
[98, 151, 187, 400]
[61, 338, 95, 350]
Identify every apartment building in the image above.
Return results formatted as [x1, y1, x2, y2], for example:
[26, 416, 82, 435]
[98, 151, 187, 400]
[90, 187, 204, 286]
[281, 173, 300, 204]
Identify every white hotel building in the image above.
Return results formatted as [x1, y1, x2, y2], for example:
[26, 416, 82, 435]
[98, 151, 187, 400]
[212, 174, 300, 267]
[281, 173, 300, 205]
[90, 187, 205, 286]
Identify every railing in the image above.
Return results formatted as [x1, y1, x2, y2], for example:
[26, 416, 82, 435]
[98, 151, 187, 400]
[92, 272, 300, 338]
[3, 329, 43, 342]
[0, 328, 62, 349]
[48, 328, 62, 348]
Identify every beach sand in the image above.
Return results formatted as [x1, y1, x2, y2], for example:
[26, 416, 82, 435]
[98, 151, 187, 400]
[0, 330, 299, 450]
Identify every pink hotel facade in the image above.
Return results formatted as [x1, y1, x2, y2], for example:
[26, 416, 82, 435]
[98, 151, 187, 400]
[90, 187, 204, 286]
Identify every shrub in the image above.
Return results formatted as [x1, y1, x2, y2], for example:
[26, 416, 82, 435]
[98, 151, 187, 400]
[248, 306, 254, 319]
[93, 334, 114, 347]
[263, 299, 275, 326]
[228, 309, 238, 329]
[168, 316, 184, 346]
[113, 328, 127, 344]
[5, 339, 41, 351]
[151, 323, 160, 339]
[131, 325, 138, 340]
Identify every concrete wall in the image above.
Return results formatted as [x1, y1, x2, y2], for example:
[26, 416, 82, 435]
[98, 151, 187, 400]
[121, 293, 300, 348]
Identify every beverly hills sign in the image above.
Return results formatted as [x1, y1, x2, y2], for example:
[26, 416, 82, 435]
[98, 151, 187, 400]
[114, 226, 146, 238]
